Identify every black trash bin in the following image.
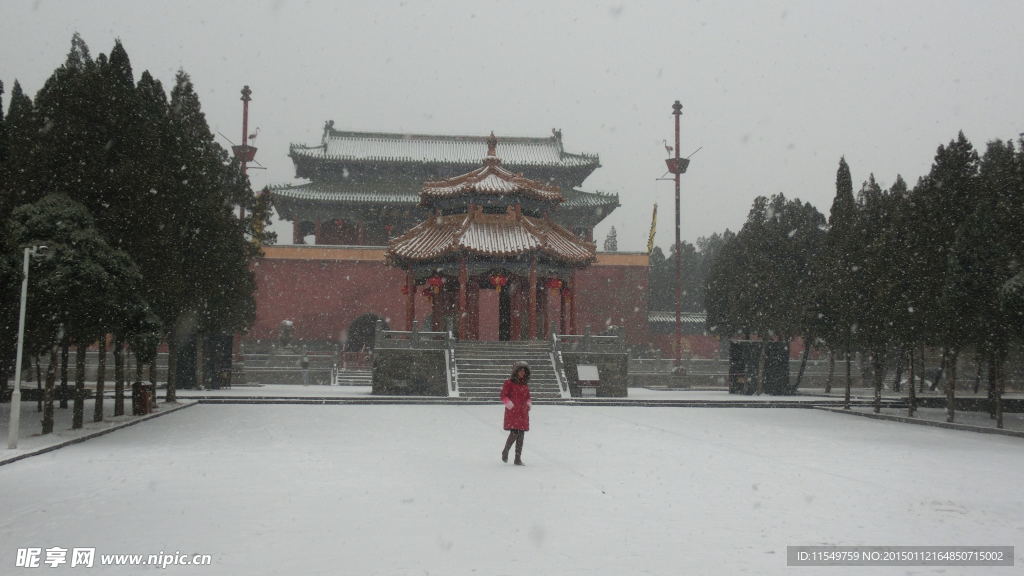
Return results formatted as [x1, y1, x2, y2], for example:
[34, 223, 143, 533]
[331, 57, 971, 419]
[728, 340, 792, 395]
[131, 382, 154, 415]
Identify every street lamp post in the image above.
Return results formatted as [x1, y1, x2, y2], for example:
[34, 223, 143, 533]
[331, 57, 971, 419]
[7, 245, 46, 449]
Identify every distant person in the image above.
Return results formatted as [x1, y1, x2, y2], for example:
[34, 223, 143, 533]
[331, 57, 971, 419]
[500, 361, 532, 466]
[301, 353, 310, 385]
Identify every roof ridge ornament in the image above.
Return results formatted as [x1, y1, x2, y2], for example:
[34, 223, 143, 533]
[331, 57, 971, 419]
[486, 131, 497, 156]
[484, 131, 501, 166]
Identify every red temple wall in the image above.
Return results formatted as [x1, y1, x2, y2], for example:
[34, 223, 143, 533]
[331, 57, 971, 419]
[251, 247, 655, 349]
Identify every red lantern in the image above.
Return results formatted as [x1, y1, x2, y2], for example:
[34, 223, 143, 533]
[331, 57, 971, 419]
[427, 275, 445, 294]
[490, 274, 508, 295]
[545, 278, 563, 290]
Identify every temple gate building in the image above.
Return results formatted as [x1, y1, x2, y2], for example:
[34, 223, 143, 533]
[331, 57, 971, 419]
[251, 123, 706, 356]
[386, 133, 596, 341]
[271, 123, 620, 245]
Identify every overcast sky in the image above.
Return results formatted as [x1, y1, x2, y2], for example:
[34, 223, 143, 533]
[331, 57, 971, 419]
[3, 0, 1023, 252]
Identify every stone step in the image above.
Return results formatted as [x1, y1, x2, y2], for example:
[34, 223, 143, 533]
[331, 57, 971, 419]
[455, 368, 557, 375]
[457, 378, 559, 384]
[453, 346, 551, 352]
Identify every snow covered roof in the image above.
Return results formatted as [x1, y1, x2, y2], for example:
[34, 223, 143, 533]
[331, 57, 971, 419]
[420, 136, 564, 205]
[648, 311, 708, 333]
[387, 208, 596, 265]
[269, 183, 417, 205]
[290, 125, 600, 169]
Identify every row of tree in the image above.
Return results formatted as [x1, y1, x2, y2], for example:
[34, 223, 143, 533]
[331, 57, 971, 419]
[0, 35, 274, 431]
[704, 132, 1024, 427]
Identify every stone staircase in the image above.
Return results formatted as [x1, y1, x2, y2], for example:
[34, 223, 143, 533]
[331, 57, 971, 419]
[332, 367, 372, 386]
[453, 341, 564, 401]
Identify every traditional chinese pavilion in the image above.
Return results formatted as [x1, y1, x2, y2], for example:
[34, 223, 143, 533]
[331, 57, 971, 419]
[386, 133, 596, 341]
[271, 123, 620, 244]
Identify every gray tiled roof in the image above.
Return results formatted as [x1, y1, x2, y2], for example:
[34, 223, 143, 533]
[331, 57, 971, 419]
[290, 128, 599, 168]
[270, 183, 418, 204]
[648, 311, 708, 325]
[270, 182, 615, 210]
[388, 211, 596, 265]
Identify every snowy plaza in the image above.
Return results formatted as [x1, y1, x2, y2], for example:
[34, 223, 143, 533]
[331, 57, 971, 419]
[1, 402, 1021, 575]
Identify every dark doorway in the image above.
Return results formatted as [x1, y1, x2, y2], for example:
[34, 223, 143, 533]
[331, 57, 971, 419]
[346, 313, 388, 351]
[498, 288, 511, 341]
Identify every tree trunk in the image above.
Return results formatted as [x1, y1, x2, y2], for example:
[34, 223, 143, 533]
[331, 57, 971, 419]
[0, 355, 8, 398]
[166, 332, 177, 403]
[825, 350, 835, 393]
[917, 344, 926, 393]
[60, 339, 69, 409]
[754, 339, 767, 396]
[872, 347, 885, 414]
[907, 347, 916, 417]
[114, 335, 125, 417]
[42, 345, 57, 434]
[844, 335, 852, 410]
[35, 356, 43, 412]
[93, 337, 106, 422]
[72, 342, 87, 429]
[945, 347, 957, 423]
[994, 356, 1004, 429]
[892, 348, 905, 396]
[973, 352, 982, 394]
[987, 353, 996, 420]
[794, 336, 811, 390]
[195, 333, 206, 390]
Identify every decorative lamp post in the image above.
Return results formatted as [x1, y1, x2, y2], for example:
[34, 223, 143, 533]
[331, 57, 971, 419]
[7, 245, 47, 450]
[232, 86, 257, 219]
[667, 100, 686, 368]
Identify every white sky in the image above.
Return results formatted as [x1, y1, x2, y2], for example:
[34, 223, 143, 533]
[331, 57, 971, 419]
[2, 0, 1022, 251]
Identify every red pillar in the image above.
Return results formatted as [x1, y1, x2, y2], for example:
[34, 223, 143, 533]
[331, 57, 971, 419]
[528, 257, 538, 340]
[569, 271, 577, 335]
[458, 259, 468, 339]
[538, 281, 549, 338]
[509, 278, 521, 341]
[559, 282, 567, 334]
[405, 271, 415, 331]
[431, 288, 443, 331]
[314, 219, 322, 245]
[468, 281, 479, 340]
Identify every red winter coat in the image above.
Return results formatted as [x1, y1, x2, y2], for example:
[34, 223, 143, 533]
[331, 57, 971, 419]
[501, 379, 532, 431]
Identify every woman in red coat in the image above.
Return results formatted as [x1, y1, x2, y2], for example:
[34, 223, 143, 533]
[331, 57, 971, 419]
[500, 361, 532, 466]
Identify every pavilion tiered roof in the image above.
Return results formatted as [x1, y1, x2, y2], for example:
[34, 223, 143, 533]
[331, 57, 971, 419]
[387, 134, 596, 266]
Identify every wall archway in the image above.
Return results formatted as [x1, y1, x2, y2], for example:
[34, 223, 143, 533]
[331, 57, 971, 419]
[345, 313, 388, 351]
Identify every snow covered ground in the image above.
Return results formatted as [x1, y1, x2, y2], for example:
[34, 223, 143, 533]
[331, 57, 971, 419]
[1, 404, 1020, 575]
[0, 396, 194, 460]
[847, 405, 1024, 434]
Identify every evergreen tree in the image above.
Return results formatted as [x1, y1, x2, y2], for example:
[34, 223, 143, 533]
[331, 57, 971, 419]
[915, 132, 980, 421]
[603, 226, 618, 252]
[0, 81, 41, 384]
[949, 139, 1019, 427]
[8, 194, 145, 430]
[822, 157, 859, 404]
[0, 80, 6, 168]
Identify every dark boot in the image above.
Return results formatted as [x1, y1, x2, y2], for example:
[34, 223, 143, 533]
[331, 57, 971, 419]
[501, 431, 516, 463]
[514, 431, 525, 466]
